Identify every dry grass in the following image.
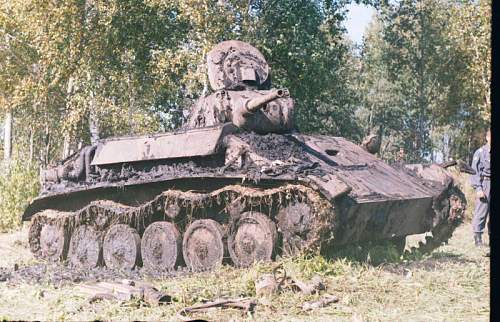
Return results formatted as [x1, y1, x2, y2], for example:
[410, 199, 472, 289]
[0, 221, 489, 321]
[0, 170, 487, 321]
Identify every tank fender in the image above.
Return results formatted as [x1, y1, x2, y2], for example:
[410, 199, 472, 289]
[91, 124, 237, 166]
[404, 164, 454, 188]
[307, 174, 352, 201]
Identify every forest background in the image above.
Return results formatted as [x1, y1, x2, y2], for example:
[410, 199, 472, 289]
[0, 0, 491, 230]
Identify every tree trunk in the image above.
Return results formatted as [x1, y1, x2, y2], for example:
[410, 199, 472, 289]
[84, 1, 100, 144]
[3, 110, 12, 163]
[29, 128, 34, 165]
[89, 94, 100, 145]
[43, 123, 50, 167]
[62, 76, 76, 159]
[127, 73, 136, 133]
[62, 135, 70, 159]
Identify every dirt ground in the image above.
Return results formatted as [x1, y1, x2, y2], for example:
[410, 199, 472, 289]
[0, 221, 489, 321]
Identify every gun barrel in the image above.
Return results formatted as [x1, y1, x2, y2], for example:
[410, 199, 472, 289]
[438, 160, 457, 169]
[245, 88, 289, 113]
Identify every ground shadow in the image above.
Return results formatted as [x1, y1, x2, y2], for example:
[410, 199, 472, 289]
[379, 251, 477, 274]
[321, 239, 477, 270]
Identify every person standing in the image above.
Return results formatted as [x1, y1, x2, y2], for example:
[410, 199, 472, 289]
[470, 128, 491, 246]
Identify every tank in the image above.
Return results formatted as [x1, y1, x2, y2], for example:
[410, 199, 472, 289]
[22, 40, 466, 272]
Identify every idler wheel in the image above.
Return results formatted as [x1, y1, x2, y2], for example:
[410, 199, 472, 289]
[182, 219, 224, 272]
[39, 223, 67, 261]
[103, 224, 141, 270]
[277, 202, 313, 256]
[68, 225, 103, 269]
[228, 212, 277, 267]
[141, 222, 181, 271]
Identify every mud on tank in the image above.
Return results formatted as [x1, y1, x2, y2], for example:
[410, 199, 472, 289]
[23, 40, 466, 272]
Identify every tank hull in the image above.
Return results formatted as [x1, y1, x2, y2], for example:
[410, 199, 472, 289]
[24, 175, 439, 246]
[24, 130, 462, 252]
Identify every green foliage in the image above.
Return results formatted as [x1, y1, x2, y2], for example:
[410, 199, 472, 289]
[442, 0, 491, 161]
[291, 254, 348, 278]
[327, 239, 403, 266]
[380, 0, 463, 161]
[1, 0, 368, 169]
[402, 246, 425, 262]
[0, 0, 491, 166]
[148, 0, 364, 138]
[0, 161, 40, 231]
[244, 0, 362, 138]
[1, 1, 166, 164]
[355, 0, 491, 163]
[354, 17, 409, 161]
[0, 0, 492, 232]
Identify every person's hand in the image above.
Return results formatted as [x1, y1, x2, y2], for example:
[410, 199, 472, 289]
[477, 190, 486, 200]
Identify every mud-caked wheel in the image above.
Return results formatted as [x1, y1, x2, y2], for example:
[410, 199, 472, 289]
[228, 212, 277, 267]
[183, 219, 224, 272]
[68, 225, 103, 268]
[39, 223, 68, 261]
[103, 224, 141, 270]
[277, 202, 313, 256]
[141, 222, 181, 271]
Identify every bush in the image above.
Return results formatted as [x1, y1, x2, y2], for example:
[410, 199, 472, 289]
[0, 161, 40, 232]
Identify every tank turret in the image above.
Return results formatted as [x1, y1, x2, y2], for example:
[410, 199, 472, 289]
[186, 88, 294, 134]
[206, 40, 270, 91]
[186, 40, 295, 134]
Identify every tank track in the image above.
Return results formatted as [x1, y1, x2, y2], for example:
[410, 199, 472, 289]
[404, 184, 466, 256]
[28, 181, 466, 270]
[29, 184, 335, 271]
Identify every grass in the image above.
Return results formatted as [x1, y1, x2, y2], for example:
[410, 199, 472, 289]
[0, 220, 489, 321]
[0, 171, 487, 321]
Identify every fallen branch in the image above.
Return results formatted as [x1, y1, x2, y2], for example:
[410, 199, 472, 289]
[301, 294, 339, 311]
[88, 293, 118, 303]
[75, 280, 171, 306]
[291, 275, 326, 295]
[177, 298, 257, 321]
[256, 264, 326, 296]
